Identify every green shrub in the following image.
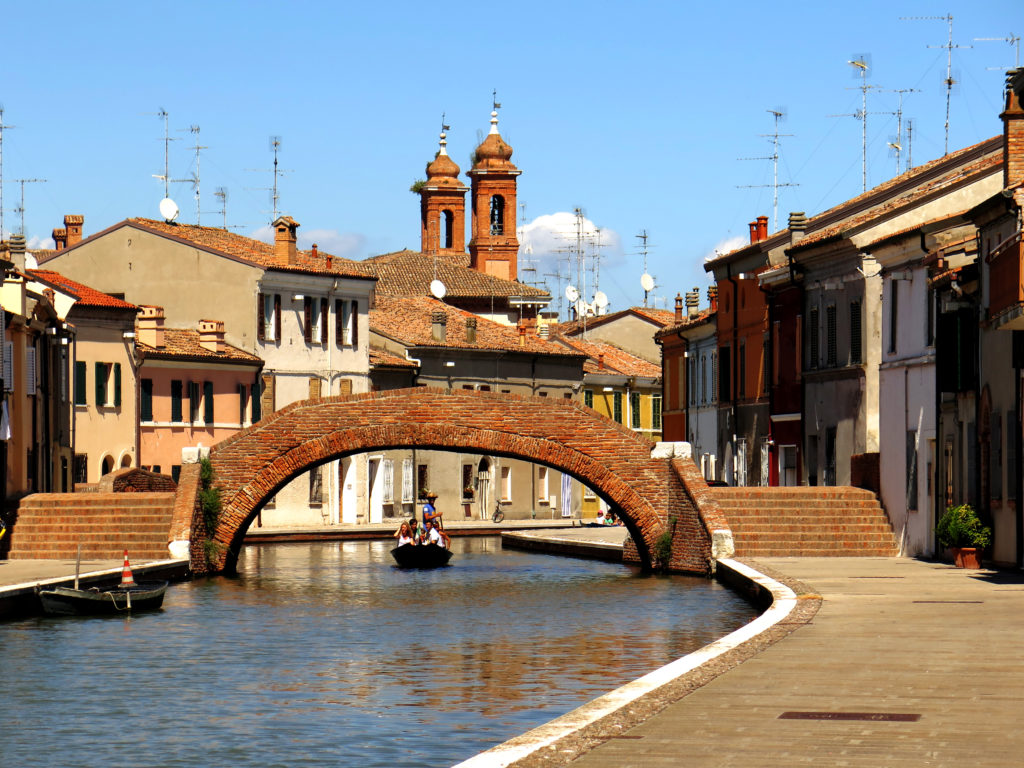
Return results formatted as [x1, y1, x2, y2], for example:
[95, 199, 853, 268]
[653, 530, 673, 570]
[936, 504, 992, 549]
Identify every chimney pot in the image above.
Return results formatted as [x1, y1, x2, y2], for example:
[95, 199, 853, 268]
[1003, 69, 1024, 189]
[756, 215, 769, 241]
[708, 285, 719, 313]
[685, 287, 700, 317]
[465, 316, 477, 343]
[64, 215, 84, 246]
[518, 324, 526, 347]
[273, 216, 300, 265]
[749, 220, 758, 243]
[52, 227, 68, 250]
[674, 293, 683, 322]
[198, 319, 226, 353]
[538, 323, 550, 339]
[137, 305, 166, 349]
[311, 243, 318, 259]
[788, 211, 808, 245]
[430, 310, 447, 343]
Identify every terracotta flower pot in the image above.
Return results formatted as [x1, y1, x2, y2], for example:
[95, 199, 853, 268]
[954, 547, 982, 569]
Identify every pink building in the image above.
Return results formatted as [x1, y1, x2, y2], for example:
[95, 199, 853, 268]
[135, 307, 263, 480]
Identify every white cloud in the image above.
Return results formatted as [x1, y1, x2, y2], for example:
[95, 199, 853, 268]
[703, 235, 747, 263]
[250, 225, 367, 260]
[27, 236, 55, 250]
[519, 212, 623, 277]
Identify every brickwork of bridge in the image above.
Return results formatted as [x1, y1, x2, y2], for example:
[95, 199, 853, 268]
[198, 388, 725, 574]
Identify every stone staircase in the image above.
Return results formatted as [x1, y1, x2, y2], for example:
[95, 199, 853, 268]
[4, 493, 177, 560]
[708, 486, 898, 557]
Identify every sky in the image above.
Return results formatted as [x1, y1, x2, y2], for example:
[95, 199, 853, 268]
[1, 1, 1020, 318]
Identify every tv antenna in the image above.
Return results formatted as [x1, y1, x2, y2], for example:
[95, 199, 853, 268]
[0, 106, 14, 239]
[172, 125, 206, 224]
[903, 14, 971, 156]
[974, 34, 1021, 69]
[885, 88, 918, 175]
[906, 119, 915, 170]
[247, 136, 290, 223]
[13, 178, 46, 235]
[149, 109, 179, 199]
[737, 108, 799, 232]
[635, 230, 657, 307]
[828, 56, 884, 192]
[213, 187, 228, 229]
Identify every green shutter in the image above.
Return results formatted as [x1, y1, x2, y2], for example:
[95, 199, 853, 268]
[75, 361, 87, 405]
[613, 392, 623, 423]
[114, 363, 122, 407]
[94, 362, 105, 406]
[204, 381, 214, 424]
[140, 378, 153, 421]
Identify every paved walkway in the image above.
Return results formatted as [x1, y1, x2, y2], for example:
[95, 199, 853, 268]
[506, 556, 1024, 768]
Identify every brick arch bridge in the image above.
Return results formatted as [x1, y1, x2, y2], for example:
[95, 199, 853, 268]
[199, 388, 726, 574]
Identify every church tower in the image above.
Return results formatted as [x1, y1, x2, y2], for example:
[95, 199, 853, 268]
[419, 126, 468, 257]
[467, 107, 521, 280]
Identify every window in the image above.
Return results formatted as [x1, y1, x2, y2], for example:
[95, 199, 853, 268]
[583, 389, 594, 408]
[303, 297, 313, 342]
[402, 458, 414, 503]
[171, 465, 181, 483]
[60, 347, 68, 402]
[74, 360, 87, 405]
[463, 464, 474, 499]
[711, 351, 718, 402]
[336, 299, 358, 347]
[500, 465, 511, 501]
[489, 195, 505, 235]
[537, 466, 549, 502]
[188, 381, 200, 423]
[889, 281, 898, 354]
[442, 210, 454, 249]
[652, 395, 662, 430]
[907, 430, 919, 511]
[251, 381, 261, 423]
[630, 392, 641, 428]
[826, 305, 837, 367]
[141, 379, 154, 422]
[73, 454, 88, 484]
[238, 383, 248, 426]
[613, 391, 623, 423]
[171, 380, 183, 422]
[257, 293, 281, 342]
[3, 340, 12, 392]
[309, 377, 322, 400]
[319, 298, 328, 343]
[850, 300, 862, 365]
[383, 459, 395, 504]
[201, 381, 213, 424]
[25, 346, 37, 395]
[93, 362, 121, 407]
[309, 464, 323, 504]
[808, 306, 819, 369]
[260, 374, 275, 418]
[417, 464, 428, 497]
[700, 353, 707, 404]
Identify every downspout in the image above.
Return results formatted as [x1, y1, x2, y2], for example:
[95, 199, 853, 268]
[726, 265, 739, 482]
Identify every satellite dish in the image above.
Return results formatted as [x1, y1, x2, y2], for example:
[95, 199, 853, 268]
[640, 273, 655, 292]
[25, 253, 38, 270]
[429, 279, 447, 299]
[566, 285, 579, 303]
[593, 291, 608, 309]
[159, 197, 179, 222]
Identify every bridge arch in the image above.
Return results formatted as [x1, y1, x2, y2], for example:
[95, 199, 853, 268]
[203, 388, 714, 574]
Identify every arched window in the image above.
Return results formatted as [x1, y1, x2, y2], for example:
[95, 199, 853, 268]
[101, 456, 114, 477]
[442, 210, 454, 248]
[489, 195, 505, 235]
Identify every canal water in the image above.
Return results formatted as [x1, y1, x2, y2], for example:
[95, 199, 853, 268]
[1, 538, 758, 768]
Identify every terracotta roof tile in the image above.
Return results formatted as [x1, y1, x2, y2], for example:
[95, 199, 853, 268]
[655, 308, 717, 338]
[28, 269, 138, 310]
[370, 296, 584, 357]
[553, 335, 661, 378]
[135, 328, 262, 364]
[556, 306, 677, 337]
[361, 249, 549, 300]
[369, 345, 418, 368]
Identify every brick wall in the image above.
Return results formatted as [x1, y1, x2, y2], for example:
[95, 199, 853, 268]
[205, 388, 710, 574]
[101, 467, 178, 493]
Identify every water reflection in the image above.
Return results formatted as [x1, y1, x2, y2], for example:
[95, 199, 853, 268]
[1, 539, 757, 768]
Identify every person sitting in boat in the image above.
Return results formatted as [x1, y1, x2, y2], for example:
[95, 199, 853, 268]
[425, 519, 450, 548]
[395, 522, 415, 547]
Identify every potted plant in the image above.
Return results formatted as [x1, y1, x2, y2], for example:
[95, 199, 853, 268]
[462, 485, 475, 500]
[418, 488, 432, 501]
[935, 503, 992, 568]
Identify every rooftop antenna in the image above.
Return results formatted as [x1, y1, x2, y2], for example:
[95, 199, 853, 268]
[885, 88, 919, 175]
[737, 108, 799, 232]
[150, 109, 178, 199]
[906, 118, 915, 170]
[518, 200, 541, 287]
[0, 106, 14, 240]
[636, 230, 656, 307]
[214, 187, 228, 229]
[903, 15, 970, 156]
[829, 56, 882, 192]
[974, 33, 1021, 69]
[13, 178, 46, 235]
[247, 136, 290, 223]
[172, 125, 206, 224]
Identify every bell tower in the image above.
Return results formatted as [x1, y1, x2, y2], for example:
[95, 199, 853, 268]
[467, 103, 521, 281]
[419, 124, 468, 257]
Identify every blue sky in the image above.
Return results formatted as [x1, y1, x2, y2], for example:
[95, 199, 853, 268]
[2, 1, 1020, 317]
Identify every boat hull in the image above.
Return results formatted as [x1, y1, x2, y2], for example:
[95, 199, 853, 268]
[391, 543, 453, 569]
[38, 581, 169, 616]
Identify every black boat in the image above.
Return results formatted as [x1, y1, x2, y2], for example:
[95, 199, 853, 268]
[391, 543, 453, 569]
[38, 581, 169, 616]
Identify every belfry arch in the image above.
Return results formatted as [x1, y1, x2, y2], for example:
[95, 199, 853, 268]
[200, 388, 721, 574]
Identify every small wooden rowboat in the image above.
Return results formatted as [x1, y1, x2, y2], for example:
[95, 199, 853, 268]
[38, 581, 169, 616]
[391, 543, 453, 569]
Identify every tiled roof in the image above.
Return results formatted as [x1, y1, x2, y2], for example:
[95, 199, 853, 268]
[28, 269, 138, 310]
[654, 308, 717, 338]
[553, 335, 661, 378]
[370, 295, 585, 357]
[369, 345, 418, 368]
[135, 328, 262, 364]
[860, 208, 974, 250]
[555, 306, 677, 336]
[360, 249, 549, 300]
[121, 218, 373, 279]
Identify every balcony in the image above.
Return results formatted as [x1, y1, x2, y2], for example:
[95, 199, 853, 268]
[988, 232, 1024, 328]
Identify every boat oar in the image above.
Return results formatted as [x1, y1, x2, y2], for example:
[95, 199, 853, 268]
[74, 543, 81, 590]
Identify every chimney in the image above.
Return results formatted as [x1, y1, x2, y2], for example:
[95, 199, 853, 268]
[518, 324, 526, 347]
[538, 323, 550, 339]
[137, 305, 166, 349]
[598, 353, 605, 370]
[431, 310, 447, 343]
[749, 220, 759, 243]
[756, 215, 769, 242]
[1004, 69, 1024, 189]
[685, 287, 700, 317]
[8, 233, 25, 270]
[708, 285, 719, 313]
[52, 227, 68, 250]
[465, 316, 477, 343]
[198, 319, 226, 354]
[64, 215, 84, 246]
[273, 216, 300, 265]
[311, 243, 318, 259]
[788, 211, 808, 245]
[674, 292, 683, 323]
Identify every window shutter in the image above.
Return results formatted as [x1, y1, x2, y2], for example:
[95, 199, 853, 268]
[319, 298, 328, 343]
[3, 340, 12, 392]
[238, 383, 247, 426]
[351, 300, 359, 348]
[303, 297, 312, 342]
[257, 293, 266, 341]
[809, 307, 819, 369]
[26, 347, 37, 395]
[204, 381, 214, 423]
[826, 305, 837, 367]
[251, 380, 261, 422]
[402, 458, 413, 503]
[140, 378, 153, 421]
[171, 380, 183, 422]
[850, 300, 862, 365]
[274, 294, 281, 341]
[189, 381, 200, 423]
[261, 374, 275, 417]
[95, 362, 106, 405]
[335, 299, 343, 346]
[113, 362, 122, 407]
[382, 459, 394, 504]
[75, 360, 87, 405]
[338, 378, 352, 395]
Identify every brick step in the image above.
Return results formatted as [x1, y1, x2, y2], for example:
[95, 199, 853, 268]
[12, 513, 174, 525]
[734, 546, 898, 557]
[11, 526, 172, 540]
[713, 499, 883, 510]
[726, 518, 891, 529]
[710, 488, 877, 500]
[734, 532, 897, 545]
[729, 524, 894, 535]
[11, 531, 169, 543]
[723, 509, 887, 519]
[17, 493, 176, 508]
[9, 547, 170, 560]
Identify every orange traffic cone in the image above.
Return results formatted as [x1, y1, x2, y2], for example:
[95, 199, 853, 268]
[120, 550, 136, 588]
